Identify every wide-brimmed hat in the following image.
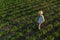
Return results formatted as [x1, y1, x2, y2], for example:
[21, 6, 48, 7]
[39, 11, 43, 14]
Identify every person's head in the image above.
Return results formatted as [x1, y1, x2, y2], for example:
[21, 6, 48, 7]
[38, 10, 43, 15]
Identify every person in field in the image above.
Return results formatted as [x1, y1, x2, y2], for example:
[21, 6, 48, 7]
[37, 10, 45, 30]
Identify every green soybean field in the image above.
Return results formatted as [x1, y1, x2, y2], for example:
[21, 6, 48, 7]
[0, 0, 60, 40]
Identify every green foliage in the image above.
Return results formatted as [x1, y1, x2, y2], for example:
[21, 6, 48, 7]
[0, 0, 60, 40]
[44, 36, 54, 40]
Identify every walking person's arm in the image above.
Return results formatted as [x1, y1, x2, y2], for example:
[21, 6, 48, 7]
[41, 15, 45, 24]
